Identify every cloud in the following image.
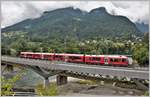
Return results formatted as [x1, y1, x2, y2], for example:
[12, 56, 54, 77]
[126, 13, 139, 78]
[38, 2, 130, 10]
[111, 1, 149, 24]
[1, 1, 149, 28]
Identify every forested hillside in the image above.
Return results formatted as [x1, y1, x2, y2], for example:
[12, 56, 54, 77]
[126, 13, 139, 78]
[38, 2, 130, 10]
[1, 7, 148, 65]
[2, 7, 141, 41]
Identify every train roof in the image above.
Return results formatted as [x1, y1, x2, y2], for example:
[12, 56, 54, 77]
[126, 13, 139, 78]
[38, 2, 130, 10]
[85, 55, 127, 58]
[55, 53, 84, 56]
[20, 52, 127, 58]
[20, 52, 33, 54]
[65, 54, 84, 56]
[85, 55, 105, 57]
[20, 52, 54, 55]
[107, 55, 128, 58]
[33, 52, 54, 55]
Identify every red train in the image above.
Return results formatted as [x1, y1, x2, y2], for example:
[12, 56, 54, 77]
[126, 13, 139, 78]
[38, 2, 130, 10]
[20, 52, 129, 66]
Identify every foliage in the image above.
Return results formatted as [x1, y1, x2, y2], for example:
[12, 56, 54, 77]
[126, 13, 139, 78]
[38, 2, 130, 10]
[35, 83, 58, 96]
[1, 31, 149, 66]
[1, 7, 148, 66]
[144, 91, 149, 96]
[131, 33, 149, 65]
[2, 7, 141, 40]
[132, 43, 149, 65]
[1, 70, 25, 96]
[1, 44, 11, 55]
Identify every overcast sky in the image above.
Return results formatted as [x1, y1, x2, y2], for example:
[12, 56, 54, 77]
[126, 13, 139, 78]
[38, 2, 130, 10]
[1, 1, 149, 28]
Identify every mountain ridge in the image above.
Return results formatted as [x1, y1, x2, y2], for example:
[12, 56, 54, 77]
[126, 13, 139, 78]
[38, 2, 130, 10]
[2, 7, 141, 40]
[135, 22, 149, 33]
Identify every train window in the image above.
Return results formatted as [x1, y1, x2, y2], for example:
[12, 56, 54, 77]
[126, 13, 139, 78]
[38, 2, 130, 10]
[118, 58, 122, 62]
[55, 56, 63, 58]
[114, 58, 122, 62]
[90, 57, 100, 61]
[44, 55, 51, 59]
[69, 56, 81, 60]
[110, 58, 114, 62]
[122, 59, 126, 62]
[114, 58, 118, 62]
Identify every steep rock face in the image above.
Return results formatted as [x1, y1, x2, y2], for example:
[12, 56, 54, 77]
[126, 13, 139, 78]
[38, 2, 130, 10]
[135, 22, 149, 33]
[2, 7, 141, 40]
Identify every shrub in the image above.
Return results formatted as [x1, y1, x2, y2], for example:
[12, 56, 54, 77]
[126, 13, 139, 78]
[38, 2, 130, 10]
[35, 83, 58, 96]
[1, 70, 25, 96]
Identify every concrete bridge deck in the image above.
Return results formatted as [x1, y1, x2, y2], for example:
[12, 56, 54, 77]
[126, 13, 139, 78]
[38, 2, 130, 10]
[1, 56, 149, 80]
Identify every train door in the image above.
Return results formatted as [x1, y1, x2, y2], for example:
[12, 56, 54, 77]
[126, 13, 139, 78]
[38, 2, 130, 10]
[104, 57, 108, 64]
[40, 53, 44, 59]
[64, 55, 69, 62]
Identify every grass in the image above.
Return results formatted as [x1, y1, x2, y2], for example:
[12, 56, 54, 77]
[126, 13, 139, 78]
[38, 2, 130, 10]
[35, 82, 58, 96]
[144, 91, 149, 96]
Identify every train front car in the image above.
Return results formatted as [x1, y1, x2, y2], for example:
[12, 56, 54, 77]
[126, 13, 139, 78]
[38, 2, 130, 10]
[107, 55, 129, 67]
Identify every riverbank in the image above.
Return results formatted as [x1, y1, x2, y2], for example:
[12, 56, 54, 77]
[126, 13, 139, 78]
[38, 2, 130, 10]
[2, 68, 147, 96]
[57, 80, 145, 96]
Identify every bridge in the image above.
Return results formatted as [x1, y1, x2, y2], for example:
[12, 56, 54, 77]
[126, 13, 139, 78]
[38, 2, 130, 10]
[1, 56, 149, 90]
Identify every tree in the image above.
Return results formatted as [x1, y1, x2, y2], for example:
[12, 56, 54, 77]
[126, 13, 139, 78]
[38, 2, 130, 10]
[132, 43, 149, 65]
[10, 38, 29, 56]
[143, 32, 149, 44]
[1, 44, 11, 55]
[35, 83, 58, 96]
[10, 48, 17, 56]
[1, 70, 25, 96]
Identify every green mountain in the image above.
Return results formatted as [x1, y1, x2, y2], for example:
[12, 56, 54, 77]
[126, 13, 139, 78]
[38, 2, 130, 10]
[2, 7, 141, 41]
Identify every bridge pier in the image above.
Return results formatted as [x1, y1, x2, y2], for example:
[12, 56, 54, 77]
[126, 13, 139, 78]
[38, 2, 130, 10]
[7, 65, 14, 72]
[2, 64, 14, 72]
[44, 77, 50, 87]
[26, 65, 63, 87]
[57, 75, 68, 85]
[2, 64, 8, 73]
